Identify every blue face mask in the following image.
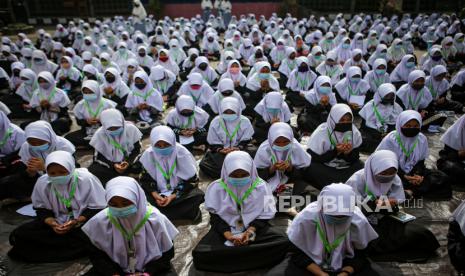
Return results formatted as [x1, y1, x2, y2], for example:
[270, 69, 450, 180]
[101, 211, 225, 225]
[30, 143, 50, 152]
[266, 108, 280, 116]
[314, 55, 322, 60]
[48, 174, 71, 185]
[108, 128, 123, 137]
[342, 43, 350, 49]
[83, 94, 98, 101]
[350, 77, 361, 83]
[118, 48, 126, 54]
[154, 146, 174, 156]
[227, 176, 251, 187]
[405, 61, 415, 68]
[318, 86, 331, 94]
[324, 214, 351, 225]
[109, 204, 138, 218]
[375, 69, 386, 75]
[272, 143, 291, 151]
[258, 73, 270, 80]
[394, 44, 402, 49]
[222, 114, 238, 121]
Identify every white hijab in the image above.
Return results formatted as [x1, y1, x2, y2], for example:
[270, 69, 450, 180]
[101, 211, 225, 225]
[441, 114, 465, 151]
[0, 111, 25, 157]
[254, 91, 292, 123]
[177, 72, 214, 107]
[304, 76, 337, 106]
[286, 57, 317, 91]
[335, 66, 370, 102]
[73, 80, 116, 120]
[209, 78, 245, 114]
[396, 70, 433, 110]
[166, 95, 209, 129]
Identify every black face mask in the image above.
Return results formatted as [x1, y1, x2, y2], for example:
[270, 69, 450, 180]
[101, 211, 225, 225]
[381, 98, 394, 105]
[334, 122, 352, 132]
[151, 41, 157, 46]
[401, 127, 420, 137]
[208, 38, 214, 42]
[85, 41, 91, 46]
[198, 63, 208, 71]
[190, 55, 197, 62]
[139, 52, 146, 57]
[221, 90, 234, 97]
[136, 38, 143, 44]
[105, 76, 116, 83]
[13, 70, 20, 76]
[135, 83, 146, 89]
[85, 74, 96, 80]
[180, 110, 194, 117]
[298, 66, 309, 73]
[157, 31, 163, 35]
[255, 52, 263, 59]
[412, 84, 424, 91]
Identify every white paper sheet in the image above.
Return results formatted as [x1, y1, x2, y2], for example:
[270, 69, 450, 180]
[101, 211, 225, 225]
[349, 95, 366, 106]
[16, 203, 37, 217]
[179, 135, 195, 145]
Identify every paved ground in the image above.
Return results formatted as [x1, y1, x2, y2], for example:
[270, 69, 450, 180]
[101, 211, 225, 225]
[0, 29, 462, 275]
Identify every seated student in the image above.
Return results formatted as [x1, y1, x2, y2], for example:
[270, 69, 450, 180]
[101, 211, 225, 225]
[201, 32, 221, 60]
[199, 97, 254, 179]
[277, 48, 297, 88]
[359, 83, 403, 153]
[254, 122, 311, 196]
[88, 109, 143, 185]
[82, 176, 179, 276]
[448, 200, 465, 275]
[389, 54, 416, 89]
[55, 56, 82, 102]
[253, 91, 292, 144]
[11, 68, 39, 119]
[219, 59, 247, 94]
[155, 49, 180, 76]
[0, 120, 75, 201]
[267, 183, 379, 276]
[363, 58, 390, 101]
[346, 150, 440, 262]
[29, 71, 71, 135]
[165, 95, 209, 151]
[437, 114, 465, 188]
[285, 57, 317, 108]
[454, 33, 465, 64]
[376, 110, 451, 199]
[426, 65, 463, 114]
[8, 151, 106, 262]
[180, 48, 199, 81]
[342, 49, 369, 76]
[177, 72, 214, 109]
[297, 76, 337, 134]
[0, 110, 26, 177]
[121, 58, 141, 88]
[335, 66, 370, 113]
[150, 65, 178, 106]
[125, 70, 163, 129]
[65, 80, 116, 148]
[451, 68, 465, 104]
[396, 70, 447, 132]
[316, 50, 344, 86]
[421, 47, 447, 75]
[207, 78, 246, 118]
[245, 61, 280, 112]
[217, 50, 235, 76]
[441, 36, 459, 71]
[82, 64, 104, 84]
[193, 151, 289, 273]
[100, 67, 130, 114]
[269, 39, 288, 70]
[419, 27, 439, 50]
[386, 38, 406, 72]
[367, 44, 388, 68]
[307, 46, 326, 71]
[190, 56, 219, 87]
[139, 126, 204, 221]
[305, 104, 364, 190]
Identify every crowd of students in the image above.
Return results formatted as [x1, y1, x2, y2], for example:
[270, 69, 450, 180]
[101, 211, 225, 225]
[0, 9, 465, 276]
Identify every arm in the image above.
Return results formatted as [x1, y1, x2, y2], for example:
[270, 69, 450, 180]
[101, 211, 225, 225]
[308, 148, 338, 163]
[209, 212, 231, 236]
[126, 142, 141, 165]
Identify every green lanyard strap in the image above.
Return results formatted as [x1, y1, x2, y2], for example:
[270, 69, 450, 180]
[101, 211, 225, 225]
[40, 88, 57, 102]
[271, 150, 292, 164]
[315, 218, 349, 257]
[427, 83, 437, 99]
[133, 88, 155, 102]
[157, 80, 167, 94]
[151, 155, 177, 190]
[219, 178, 260, 209]
[364, 182, 377, 200]
[347, 85, 359, 96]
[408, 89, 424, 110]
[0, 128, 13, 148]
[178, 114, 193, 129]
[296, 74, 308, 89]
[52, 172, 78, 209]
[84, 99, 104, 118]
[108, 137, 127, 157]
[395, 132, 418, 159]
[219, 119, 242, 143]
[107, 205, 153, 241]
[372, 104, 385, 126]
[327, 128, 337, 148]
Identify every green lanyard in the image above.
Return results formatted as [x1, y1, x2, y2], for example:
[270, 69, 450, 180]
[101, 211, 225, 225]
[190, 92, 200, 104]
[288, 60, 296, 71]
[108, 137, 127, 157]
[347, 85, 359, 96]
[84, 99, 104, 118]
[178, 114, 193, 129]
[364, 182, 377, 200]
[327, 66, 338, 78]
[408, 89, 424, 110]
[219, 178, 260, 210]
[219, 119, 242, 143]
[271, 150, 292, 164]
[40, 88, 57, 102]
[296, 74, 308, 89]
[107, 205, 153, 241]
[427, 83, 437, 99]
[150, 155, 177, 190]
[372, 104, 385, 126]
[133, 88, 155, 102]
[372, 76, 383, 88]
[157, 80, 167, 94]
[395, 132, 418, 159]
[52, 172, 78, 209]
[0, 128, 13, 148]
[327, 128, 337, 148]
[315, 218, 349, 259]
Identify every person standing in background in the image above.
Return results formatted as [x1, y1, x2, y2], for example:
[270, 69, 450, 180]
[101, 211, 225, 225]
[220, 0, 232, 26]
[132, 0, 147, 34]
[201, 0, 214, 22]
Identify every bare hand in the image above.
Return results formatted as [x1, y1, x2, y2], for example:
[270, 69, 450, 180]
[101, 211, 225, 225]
[103, 87, 114, 95]
[40, 100, 50, 109]
[320, 95, 330, 105]
[158, 194, 176, 207]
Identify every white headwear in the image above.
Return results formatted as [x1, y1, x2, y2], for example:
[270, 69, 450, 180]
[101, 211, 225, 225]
[441, 114, 465, 151]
